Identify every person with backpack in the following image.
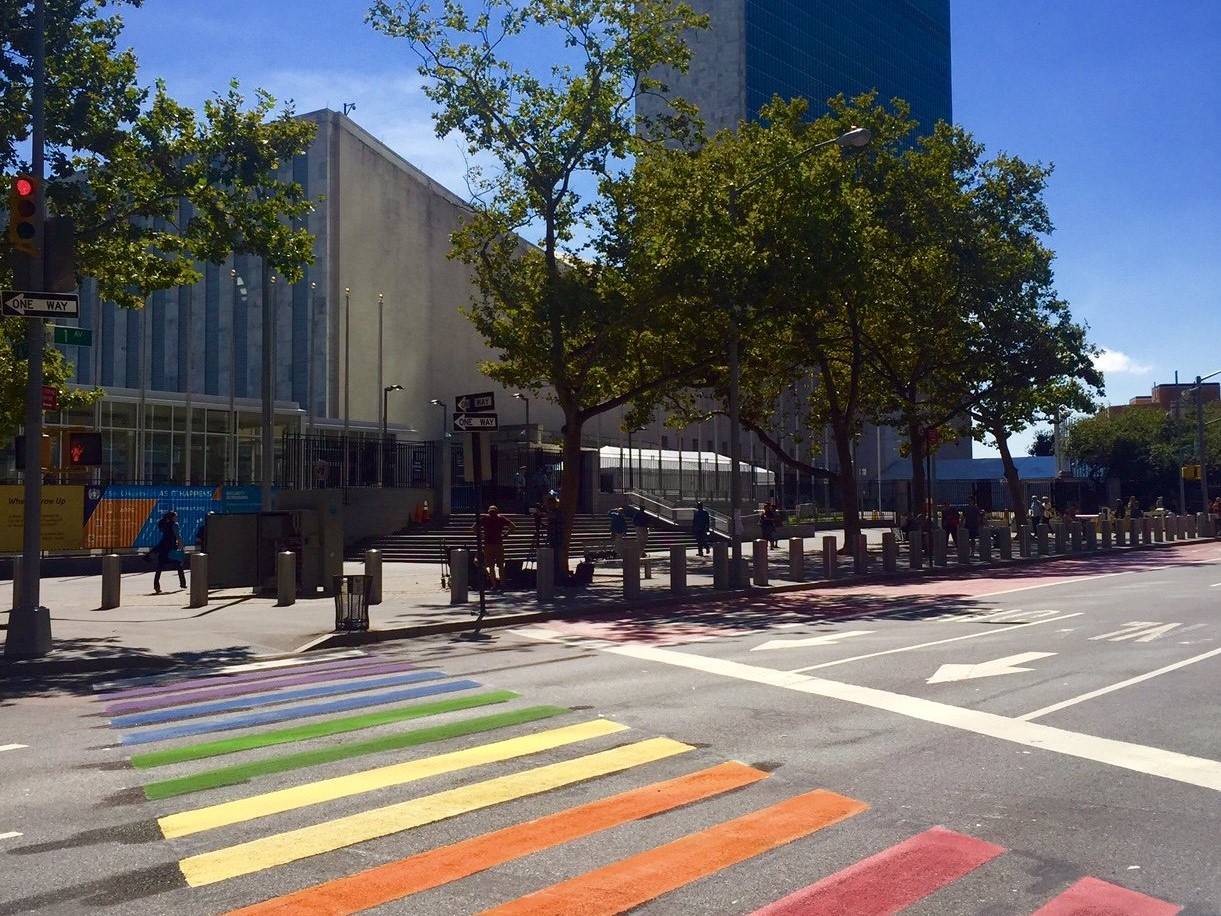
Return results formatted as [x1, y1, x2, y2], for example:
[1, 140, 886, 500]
[150, 510, 187, 594]
[692, 502, 712, 556]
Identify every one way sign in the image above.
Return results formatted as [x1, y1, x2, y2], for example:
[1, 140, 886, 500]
[2, 290, 80, 318]
[453, 413, 498, 432]
[455, 391, 495, 413]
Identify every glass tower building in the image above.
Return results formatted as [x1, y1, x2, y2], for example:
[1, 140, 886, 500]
[640, 0, 952, 134]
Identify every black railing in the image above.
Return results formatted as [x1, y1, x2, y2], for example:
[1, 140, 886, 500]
[279, 433, 439, 489]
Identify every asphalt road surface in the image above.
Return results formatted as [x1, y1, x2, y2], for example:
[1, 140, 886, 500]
[2, 540, 1218, 915]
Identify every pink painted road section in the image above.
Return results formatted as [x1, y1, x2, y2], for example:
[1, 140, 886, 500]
[94, 655, 382, 702]
[750, 826, 1004, 916]
[1032, 876, 1182, 916]
[102, 659, 415, 715]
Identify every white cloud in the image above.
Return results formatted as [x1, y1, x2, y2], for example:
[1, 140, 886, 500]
[1092, 348, 1152, 376]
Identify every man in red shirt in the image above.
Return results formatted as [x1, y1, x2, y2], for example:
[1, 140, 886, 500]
[474, 505, 515, 588]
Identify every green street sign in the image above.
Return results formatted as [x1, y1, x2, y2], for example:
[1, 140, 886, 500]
[52, 325, 92, 347]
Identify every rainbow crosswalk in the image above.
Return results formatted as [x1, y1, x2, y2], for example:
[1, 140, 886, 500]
[94, 649, 1183, 915]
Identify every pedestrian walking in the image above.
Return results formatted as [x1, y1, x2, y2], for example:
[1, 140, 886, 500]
[963, 499, 982, 554]
[474, 505, 515, 589]
[543, 491, 562, 549]
[1127, 496, 1142, 519]
[633, 505, 650, 552]
[1028, 495, 1044, 533]
[692, 501, 712, 556]
[608, 507, 627, 556]
[942, 502, 961, 546]
[760, 501, 781, 548]
[1113, 498, 1125, 520]
[149, 510, 186, 594]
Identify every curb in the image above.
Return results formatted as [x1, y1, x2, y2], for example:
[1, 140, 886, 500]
[301, 535, 1219, 652]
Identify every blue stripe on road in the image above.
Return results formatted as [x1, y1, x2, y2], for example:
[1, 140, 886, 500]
[111, 671, 447, 728]
[119, 680, 482, 746]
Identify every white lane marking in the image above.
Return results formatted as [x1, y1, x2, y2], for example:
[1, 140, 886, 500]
[1090, 622, 1182, 643]
[1210, 582, 1221, 588]
[606, 644, 1221, 793]
[90, 650, 366, 691]
[927, 652, 1057, 684]
[508, 627, 611, 650]
[774, 622, 805, 629]
[0, 744, 28, 753]
[788, 614, 1082, 674]
[937, 608, 1060, 624]
[0, 832, 22, 841]
[752, 630, 875, 652]
[1018, 647, 1221, 722]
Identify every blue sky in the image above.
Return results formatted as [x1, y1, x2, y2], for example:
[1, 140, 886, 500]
[118, 0, 1221, 455]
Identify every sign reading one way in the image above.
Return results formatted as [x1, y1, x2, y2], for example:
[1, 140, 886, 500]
[2, 290, 80, 318]
[455, 391, 495, 413]
[453, 413, 498, 432]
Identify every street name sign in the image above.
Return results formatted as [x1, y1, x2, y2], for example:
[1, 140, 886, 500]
[51, 325, 92, 346]
[455, 391, 495, 413]
[2, 290, 80, 318]
[453, 412, 499, 432]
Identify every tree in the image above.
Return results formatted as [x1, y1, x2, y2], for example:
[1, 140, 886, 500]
[369, 0, 708, 567]
[2, 0, 316, 437]
[1028, 430, 1055, 457]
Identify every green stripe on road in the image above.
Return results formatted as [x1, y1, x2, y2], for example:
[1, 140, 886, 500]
[142, 705, 568, 800]
[129, 690, 520, 769]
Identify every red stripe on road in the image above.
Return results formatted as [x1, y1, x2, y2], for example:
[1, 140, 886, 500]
[751, 826, 1004, 916]
[1032, 876, 1181, 916]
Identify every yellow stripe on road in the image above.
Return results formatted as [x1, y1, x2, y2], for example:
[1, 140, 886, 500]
[160, 718, 627, 839]
[178, 736, 692, 887]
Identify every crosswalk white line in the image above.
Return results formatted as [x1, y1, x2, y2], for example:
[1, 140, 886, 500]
[0, 744, 28, 753]
[91, 650, 367, 691]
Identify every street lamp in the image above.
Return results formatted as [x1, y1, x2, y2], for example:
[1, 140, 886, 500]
[429, 398, 447, 439]
[380, 384, 404, 486]
[513, 392, 530, 441]
[724, 126, 872, 586]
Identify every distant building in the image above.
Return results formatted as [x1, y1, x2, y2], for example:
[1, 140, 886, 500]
[1108, 382, 1220, 415]
[638, 0, 953, 133]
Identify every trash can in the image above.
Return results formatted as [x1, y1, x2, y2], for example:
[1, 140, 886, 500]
[333, 574, 371, 631]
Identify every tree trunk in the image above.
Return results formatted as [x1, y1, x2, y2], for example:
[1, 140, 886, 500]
[832, 425, 861, 555]
[994, 423, 1026, 527]
[557, 414, 584, 573]
[908, 420, 927, 516]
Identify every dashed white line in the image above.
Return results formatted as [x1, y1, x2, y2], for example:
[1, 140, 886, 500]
[787, 613, 1083, 674]
[1017, 647, 1221, 722]
[0, 831, 22, 841]
[0, 744, 28, 753]
[606, 643, 1221, 793]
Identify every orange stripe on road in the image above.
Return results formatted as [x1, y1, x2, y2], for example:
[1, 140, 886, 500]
[228, 761, 767, 916]
[480, 788, 868, 916]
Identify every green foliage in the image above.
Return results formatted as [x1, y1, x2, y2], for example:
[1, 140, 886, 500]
[1028, 429, 1055, 457]
[2, 0, 316, 438]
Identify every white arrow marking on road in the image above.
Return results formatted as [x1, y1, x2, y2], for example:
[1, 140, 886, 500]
[0, 744, 27, 753]
[926, 651, 1056, 684]
[0, 831, 22, 841]
[1090, 622, 1182, 642]
[752, 630, 875, 652]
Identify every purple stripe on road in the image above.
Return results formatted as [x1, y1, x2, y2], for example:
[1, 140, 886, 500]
[94, 656, 386, 702]
[103, 660, 418, 716]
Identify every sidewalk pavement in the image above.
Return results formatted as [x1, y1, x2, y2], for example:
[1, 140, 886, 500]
[2, 528, 1211, 676]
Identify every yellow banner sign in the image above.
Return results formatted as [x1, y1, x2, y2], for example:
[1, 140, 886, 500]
[0, 485, 85, 552]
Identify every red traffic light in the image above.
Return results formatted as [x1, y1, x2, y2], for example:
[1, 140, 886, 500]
[14, 177, 34, 197]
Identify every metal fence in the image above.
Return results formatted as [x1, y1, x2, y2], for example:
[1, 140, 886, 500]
[278, 433, 439, 490]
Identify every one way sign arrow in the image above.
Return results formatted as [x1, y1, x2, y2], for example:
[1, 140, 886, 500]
[926, 651, 1055, 684]
[751, 630, 874, 652]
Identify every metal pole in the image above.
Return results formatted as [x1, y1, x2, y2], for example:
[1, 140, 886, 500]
[376, 292, 384, 487]
[728, 318, 743, 586]
[307, 280, 316, 434]
[342, 286, 350, 487]
[260, 268, 274, 510]
[876, 424, 883, 512]
[1197, 376, 1209, 510]
[9, 0, 51, 657]
[229, 267, 239, 482]
[381, 387, 388, 487]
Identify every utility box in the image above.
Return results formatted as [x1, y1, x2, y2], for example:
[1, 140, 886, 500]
[204, 508, 340, 596]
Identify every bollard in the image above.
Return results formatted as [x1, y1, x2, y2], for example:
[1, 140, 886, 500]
[822, 535, 838, 579]
[882, 531, 898, 572]
[1037, 524, 1050, 556]
[622, 542, 641, 601]
[1186, 514, 1197, 539]
[1101, 518, 1112, 549]
[1084, 520, 1097, 551]
[101, 553, 122, 610]
[932, 529, 947, 567]
[643, 554, 653, 580]
[669, 545, 687, 593]
[364, 548, 382, 605]
[1142, 517, 1153, 546]
[752, 540, 769, 587]
[1070, 523, 1082, 553]
[1165, 515, 1177, 541]
[189, 553, 208, 609]
[956, 530, 971, 565]
[1197, 512, 1210, 538]
[998, 525, 1012, 561]
[1115, 518, 1127, 547]
[738, 557, 752, 588]
[1052, 521, 1066, 555]
[538, 547, 557, 600]
[788, 537, 805, 580]
[276, 551, 296, 607]
[450, 548, 470, 604]
[1018, 524, 1031, 558]
[978, 525, 992, 562]
[1152, 515, 1164, 542]
[909, 531, 923, 570]
[712, 542, 729, 589]
[854, 533, 868, 574]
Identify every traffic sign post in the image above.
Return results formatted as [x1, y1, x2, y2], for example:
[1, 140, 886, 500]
[453, 412, 499, 432]
[455, 391, 495, 413]
[2, 289, 79, 318]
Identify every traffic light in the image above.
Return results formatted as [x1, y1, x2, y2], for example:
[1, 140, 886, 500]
[66, 432, 103, 467]
[7, 174, 42, 256]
